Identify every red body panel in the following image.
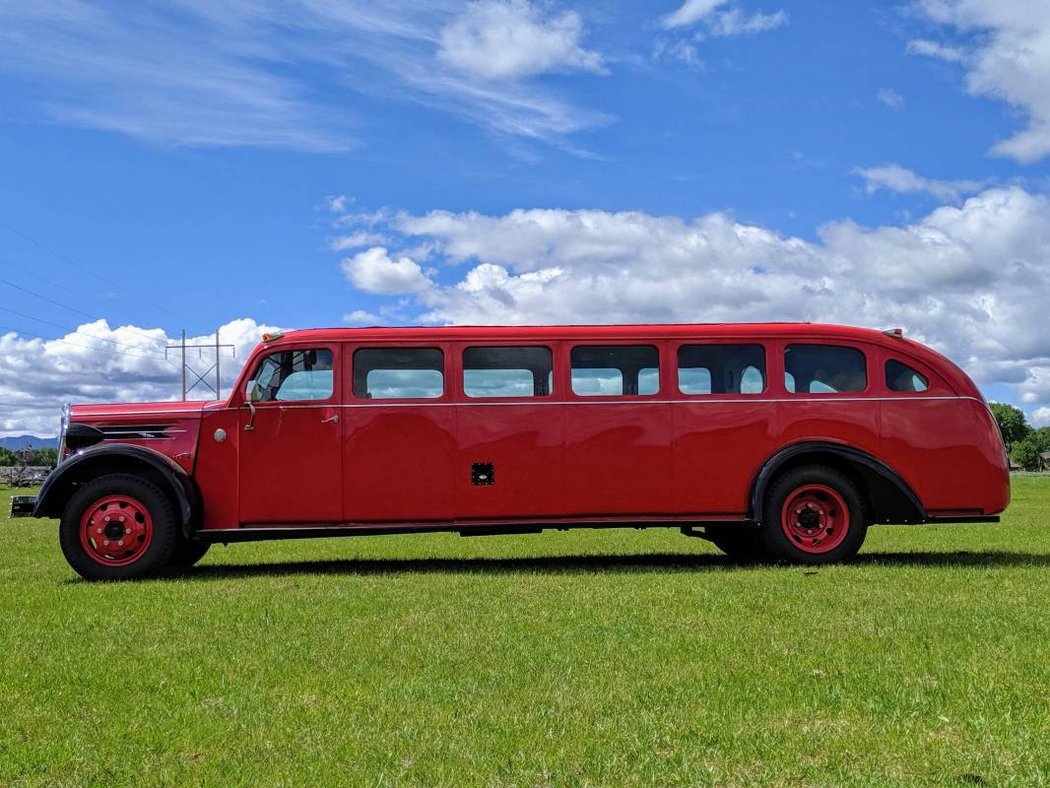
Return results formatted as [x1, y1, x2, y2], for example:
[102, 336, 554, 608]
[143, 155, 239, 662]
[455, 402, 563, 518]
[68, 401, 204, 474]
[58, 323, 1010, 534]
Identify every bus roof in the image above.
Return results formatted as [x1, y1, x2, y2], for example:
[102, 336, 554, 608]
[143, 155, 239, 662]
[266, 322, 896, 344]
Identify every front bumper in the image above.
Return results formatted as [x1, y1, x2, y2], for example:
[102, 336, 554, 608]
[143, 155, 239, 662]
[10, 496, 37, 518]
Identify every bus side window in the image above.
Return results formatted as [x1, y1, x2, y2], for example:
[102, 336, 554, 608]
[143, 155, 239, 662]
[353, 348, 444, 400]
[678, 344, 766, 395]
[886, 359, 929, 392]
[784, 344, 867, 394]
[463, 346, 553, 398]
[571, 345, 660, 396]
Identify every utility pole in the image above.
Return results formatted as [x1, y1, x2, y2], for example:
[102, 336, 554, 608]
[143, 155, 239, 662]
[166, 329, 236, 401]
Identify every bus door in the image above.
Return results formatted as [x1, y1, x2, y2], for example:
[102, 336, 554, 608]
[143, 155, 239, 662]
[453, 344, 564, 519]
[238, 345, 343, 524]
[561, 343, 673, 516]
[670, 341, 777, 515]
[341, 345, 456, 523]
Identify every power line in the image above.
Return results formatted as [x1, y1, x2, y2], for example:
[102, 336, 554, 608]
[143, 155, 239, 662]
[0, 274, 171, 349]
[0, 306, 169, 357]
[0, 255, 107, 306]
[0, 217, 181, 321]
[0, 322, 173, 360]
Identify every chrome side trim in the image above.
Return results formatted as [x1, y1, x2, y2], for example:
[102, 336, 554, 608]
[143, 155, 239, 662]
[208, 395, 984, 411]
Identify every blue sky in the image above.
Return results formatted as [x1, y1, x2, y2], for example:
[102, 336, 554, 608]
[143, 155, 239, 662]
[2, 0, 1050, 434]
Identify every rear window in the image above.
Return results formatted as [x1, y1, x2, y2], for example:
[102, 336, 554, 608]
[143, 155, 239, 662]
[354, 348, 444, 400]
[571, 345, 660, 396]
[678, 344, 765, 395]
[886, 359, 929, 392]
[784, 344, 867, 394]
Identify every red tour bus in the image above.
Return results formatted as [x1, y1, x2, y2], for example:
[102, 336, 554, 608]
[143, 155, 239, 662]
[13, 323, 1010, 580]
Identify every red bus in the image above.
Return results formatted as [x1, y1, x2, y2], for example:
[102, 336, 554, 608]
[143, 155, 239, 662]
[14, 323, 1010, 580]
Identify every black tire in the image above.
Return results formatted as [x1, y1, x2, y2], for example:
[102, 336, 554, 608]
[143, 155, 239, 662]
[167, 538, 211, 569]
[757, 465, 868, 565]
[59, 473, 178, 581]
[704, 526, 767, 561]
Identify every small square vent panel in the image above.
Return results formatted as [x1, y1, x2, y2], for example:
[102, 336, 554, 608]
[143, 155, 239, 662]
[471, 462, 495, 486]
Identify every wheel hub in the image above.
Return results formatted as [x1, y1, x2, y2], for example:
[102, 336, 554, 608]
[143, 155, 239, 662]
[797, 506, 821, 529]
[78, 495, 154, 567]
[780, 483, 851, 555]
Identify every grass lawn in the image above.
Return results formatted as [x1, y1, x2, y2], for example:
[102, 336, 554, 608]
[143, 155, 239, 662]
[1, 478, 1048, 787]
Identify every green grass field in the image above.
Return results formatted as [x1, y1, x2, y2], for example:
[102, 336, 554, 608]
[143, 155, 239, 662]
[1, 479, 1048, 787]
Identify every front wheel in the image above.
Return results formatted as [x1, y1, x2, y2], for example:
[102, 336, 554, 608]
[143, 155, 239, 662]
[758, 465, 868, 564]
[59, 474, 178, 581]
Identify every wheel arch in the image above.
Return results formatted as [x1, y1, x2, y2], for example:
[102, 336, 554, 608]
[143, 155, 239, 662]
[35, 445, 201, 536]
[748, 441, 925, 525]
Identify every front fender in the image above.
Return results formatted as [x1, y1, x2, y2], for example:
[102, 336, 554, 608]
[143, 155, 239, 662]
[34, 444, 201, 533]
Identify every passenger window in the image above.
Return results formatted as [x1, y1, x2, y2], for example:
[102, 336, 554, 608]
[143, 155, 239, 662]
[246, 348, 334, 403]
[678, 344, 766, 395]
[571, 345, 660, 396]
[354, 348, 444, 399]
[886, 359, 929, 392]
[784, 344, 867, 394]
[463, 346, 553, 398]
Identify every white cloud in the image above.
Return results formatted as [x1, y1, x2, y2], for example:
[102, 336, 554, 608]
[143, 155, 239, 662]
[438, 0, 605, 80]
[853, 164, 988, 203]
[907, 39, 967, 64]
[326, 195, 350, 213]
[911, 1, 1050, 163]
[0, 317, 279, 436]
[329, 231, 389, 251]
[705, 8, 788, 37]
[343, 309, 386, 325]
[877, 88, 905, 110]
[660, 0, 787, 38]
[340, 247, 432, 295]
[330, 187, 1050, 420]
[661, 0, 730, 29]
[1031, 406, 1050, 427]
[0, 1, 608, 151]
[653, 39, 704, 68]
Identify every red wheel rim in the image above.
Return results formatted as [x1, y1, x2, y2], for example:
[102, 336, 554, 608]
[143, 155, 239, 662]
[78, 495, 154, 567]
[780, 483, 850, 554]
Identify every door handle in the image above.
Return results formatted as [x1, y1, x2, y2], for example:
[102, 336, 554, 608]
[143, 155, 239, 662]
[322, 414, 340, 424]
[243, 401, 257, 431]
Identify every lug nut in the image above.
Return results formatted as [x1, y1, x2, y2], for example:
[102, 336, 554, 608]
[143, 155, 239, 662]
[119, 516, 125, 523]
[103, 540, 110, 546]
[125, 528, 131, 534]
[118, 540, 124, 547]
[96, 528, 103, 534]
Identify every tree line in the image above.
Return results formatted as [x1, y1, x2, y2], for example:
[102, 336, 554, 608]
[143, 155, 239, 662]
[0, 446, 58, 467]
[989, 403, 1050, 471]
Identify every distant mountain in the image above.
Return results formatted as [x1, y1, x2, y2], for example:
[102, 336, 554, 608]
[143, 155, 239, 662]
[0, 435, 58, 451]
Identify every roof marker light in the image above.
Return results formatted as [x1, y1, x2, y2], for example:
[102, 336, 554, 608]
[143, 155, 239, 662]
[882, 328, 904, 338]
[262, 332, 284, 342]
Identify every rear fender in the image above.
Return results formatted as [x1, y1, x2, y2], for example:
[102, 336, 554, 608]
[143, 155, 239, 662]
[749, 441, 925, 524]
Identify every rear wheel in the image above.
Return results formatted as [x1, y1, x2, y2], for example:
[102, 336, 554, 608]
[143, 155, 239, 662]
[59, 474, 178, 581]
[758, 465, 867, 564]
